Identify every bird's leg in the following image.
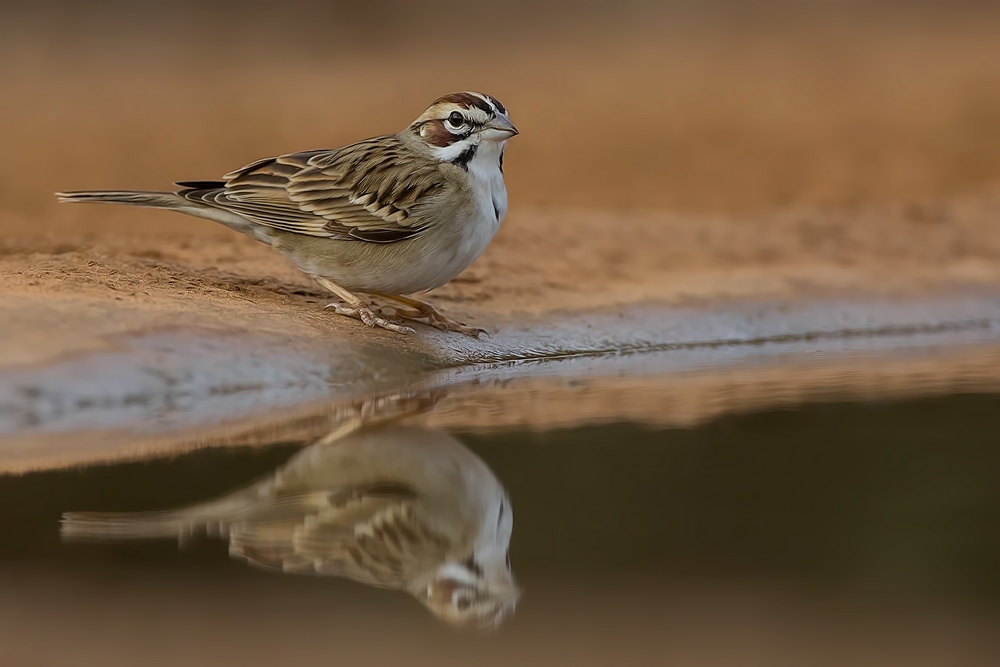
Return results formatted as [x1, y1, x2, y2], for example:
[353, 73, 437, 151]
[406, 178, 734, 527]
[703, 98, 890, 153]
[376, 293, 486, 337]
[314, 276, 414, 334]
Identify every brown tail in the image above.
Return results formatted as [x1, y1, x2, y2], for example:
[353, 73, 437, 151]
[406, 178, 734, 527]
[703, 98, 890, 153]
[55, 190, 187, 209]
[55, 189, 268, 239]
[61, 509, 192, 541]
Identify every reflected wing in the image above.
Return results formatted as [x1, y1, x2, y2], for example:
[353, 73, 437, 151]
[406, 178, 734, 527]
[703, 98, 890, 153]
[178, 137, 446, 243]
[228, 483, 453, 589]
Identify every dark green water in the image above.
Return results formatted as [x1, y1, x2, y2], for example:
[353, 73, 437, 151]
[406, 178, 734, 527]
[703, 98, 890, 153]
[2, 392, 999, 665]
[3, 393, 999, 597]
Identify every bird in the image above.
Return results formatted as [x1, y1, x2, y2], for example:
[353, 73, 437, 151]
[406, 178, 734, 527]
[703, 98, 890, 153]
[56, 92, 518, 336]
[61, 424, 520, 630]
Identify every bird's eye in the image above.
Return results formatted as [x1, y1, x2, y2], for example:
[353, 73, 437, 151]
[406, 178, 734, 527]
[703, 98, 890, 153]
[447, 111, 464, 126]
[456, 595, 473, 611]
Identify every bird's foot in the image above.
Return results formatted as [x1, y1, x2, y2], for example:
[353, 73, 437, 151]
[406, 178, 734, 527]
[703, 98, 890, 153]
[324, 302, 415, 334]
[377, 296, 487, 338]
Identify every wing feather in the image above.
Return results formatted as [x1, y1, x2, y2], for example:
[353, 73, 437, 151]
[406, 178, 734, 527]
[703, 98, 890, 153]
[226, 483, 452, 588]
[181, 137, 446, 243]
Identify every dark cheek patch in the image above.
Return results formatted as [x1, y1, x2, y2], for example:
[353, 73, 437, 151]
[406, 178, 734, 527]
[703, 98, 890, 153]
[421, 120, 461, 147]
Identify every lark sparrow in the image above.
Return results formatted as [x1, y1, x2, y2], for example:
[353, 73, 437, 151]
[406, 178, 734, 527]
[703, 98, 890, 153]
[57, 92, 518, 336]
[62, 424, 520, 630]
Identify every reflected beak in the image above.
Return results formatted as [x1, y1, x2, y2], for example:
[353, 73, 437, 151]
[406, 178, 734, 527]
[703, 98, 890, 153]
[481, 114, 519, 140]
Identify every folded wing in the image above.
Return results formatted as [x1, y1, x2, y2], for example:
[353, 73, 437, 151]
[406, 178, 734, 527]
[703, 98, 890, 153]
[178, 138, 445, 244]
[229, 483, 454, 589]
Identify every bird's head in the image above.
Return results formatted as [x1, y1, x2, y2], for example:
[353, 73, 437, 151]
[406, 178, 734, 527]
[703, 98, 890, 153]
[407, 92, 518, 164]
[417, 555, 521, 631]
[415, 490, 518, 630]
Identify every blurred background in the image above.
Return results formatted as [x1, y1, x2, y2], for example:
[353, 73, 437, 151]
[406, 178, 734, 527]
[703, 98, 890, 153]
[2, 0, 1000, 230]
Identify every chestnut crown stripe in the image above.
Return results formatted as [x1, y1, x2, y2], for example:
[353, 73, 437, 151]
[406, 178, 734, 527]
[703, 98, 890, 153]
[432, 92, 507, 117]
[433, 92, 494, 114]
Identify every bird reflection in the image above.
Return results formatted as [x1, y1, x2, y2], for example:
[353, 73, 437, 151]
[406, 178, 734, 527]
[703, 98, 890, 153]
[62, 423, 519, 630]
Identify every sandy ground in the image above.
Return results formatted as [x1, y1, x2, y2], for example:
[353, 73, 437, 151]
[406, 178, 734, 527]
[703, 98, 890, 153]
[4, 191, 1000, 371]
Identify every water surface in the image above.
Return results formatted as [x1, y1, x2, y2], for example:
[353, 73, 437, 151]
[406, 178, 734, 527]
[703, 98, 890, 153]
[2, 388, 999, 666]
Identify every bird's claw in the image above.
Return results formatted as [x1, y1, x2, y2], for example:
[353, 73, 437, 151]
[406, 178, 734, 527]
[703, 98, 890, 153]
[380, 303, 486, 337]
[324, 302, 415, 334]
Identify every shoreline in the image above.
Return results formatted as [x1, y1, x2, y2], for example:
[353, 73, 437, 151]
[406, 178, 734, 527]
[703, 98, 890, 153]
[2, 286, 999, 473]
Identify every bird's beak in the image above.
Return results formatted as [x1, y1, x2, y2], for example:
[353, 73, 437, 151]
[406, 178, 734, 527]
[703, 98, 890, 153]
[481, 114, 519, 140]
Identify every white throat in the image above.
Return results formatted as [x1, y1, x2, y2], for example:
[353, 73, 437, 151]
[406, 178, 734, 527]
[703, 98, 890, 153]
[465, 138, 508, 226]
[428, 134, 508, 222]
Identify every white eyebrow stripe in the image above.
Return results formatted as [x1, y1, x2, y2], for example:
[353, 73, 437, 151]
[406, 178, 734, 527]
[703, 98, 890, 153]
[466, 91, 501, 116]
[477, 92, 507, 116]
[464, 107, 492, 124]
